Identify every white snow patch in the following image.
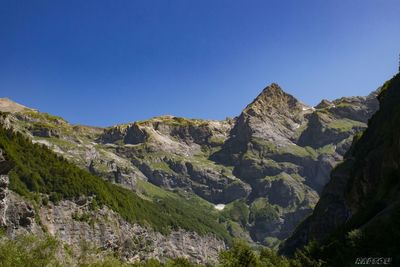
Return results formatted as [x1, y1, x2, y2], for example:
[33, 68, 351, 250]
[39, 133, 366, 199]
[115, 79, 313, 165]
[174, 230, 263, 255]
[32, 139, 51, 147]
[214, 204, 225, 211]
[302, 106, 315, 111]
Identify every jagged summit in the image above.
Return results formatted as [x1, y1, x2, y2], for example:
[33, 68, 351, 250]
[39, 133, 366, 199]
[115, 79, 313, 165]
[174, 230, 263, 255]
[237, 83, 312, 143]
[0, 98, 33, 113]
[243, 83, 310, 117]
[315, 99, 334, 109]
[261, 82, 284, 95]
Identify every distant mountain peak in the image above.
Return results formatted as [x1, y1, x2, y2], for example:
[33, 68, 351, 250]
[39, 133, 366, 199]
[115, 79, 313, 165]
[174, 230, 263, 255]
[0, 98, 33, 113]
[315, 99, 334, 109]
[262, 82, 284, 94]
[243, 83, 309, 116]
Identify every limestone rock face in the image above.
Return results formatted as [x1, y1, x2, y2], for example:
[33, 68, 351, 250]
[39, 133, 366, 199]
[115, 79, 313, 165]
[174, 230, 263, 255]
[0, 176, 41, 236]
[97, 116, 246, 204]
[39, 199, 224, 264]
[239, 83, 311, 143]
[0, 149, 14, 227]
[0, 175, 9, 227]
[1, 188, 224, 264]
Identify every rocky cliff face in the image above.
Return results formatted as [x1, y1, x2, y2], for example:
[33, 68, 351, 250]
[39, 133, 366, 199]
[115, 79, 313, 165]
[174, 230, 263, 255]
[0, 84, 378, 251]
[97, 116, 251, 203]
[280, 74, 400, 262]
[0, 147, 224, 264]
[211, 84, 378, 244]
[40, 199, 224, 264]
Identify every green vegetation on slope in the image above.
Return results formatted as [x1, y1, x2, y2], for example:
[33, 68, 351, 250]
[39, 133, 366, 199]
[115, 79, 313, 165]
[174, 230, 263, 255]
[327, 118, 365, 132]
[219, 200, 250, 226]
[22, 110, 67, 124]
[0, 233, 206, 267]
[0, 124, 230, 240]
[249, 198, 280, 224]
[0, 233, 319, 267]
[250, 138, 318, 159]
[0, 234, 62, 267]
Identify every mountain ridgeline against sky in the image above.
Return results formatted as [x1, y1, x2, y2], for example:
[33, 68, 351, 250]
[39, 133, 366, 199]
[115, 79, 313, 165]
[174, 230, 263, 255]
[0, 82, 380, 264]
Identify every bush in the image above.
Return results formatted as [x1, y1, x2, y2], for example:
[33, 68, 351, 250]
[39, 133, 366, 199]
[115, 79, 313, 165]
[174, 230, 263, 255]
[0, 235, 61, 267]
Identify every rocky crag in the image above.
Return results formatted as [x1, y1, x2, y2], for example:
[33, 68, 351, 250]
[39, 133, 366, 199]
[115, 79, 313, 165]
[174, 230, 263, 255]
[0, 144, 225, 265]
[281, 73, 400, 265]
[0, 84, 378, 260]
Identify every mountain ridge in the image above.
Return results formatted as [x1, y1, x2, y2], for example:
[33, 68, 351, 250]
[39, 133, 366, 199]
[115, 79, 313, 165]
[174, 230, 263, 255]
[0, 82, 380, 262]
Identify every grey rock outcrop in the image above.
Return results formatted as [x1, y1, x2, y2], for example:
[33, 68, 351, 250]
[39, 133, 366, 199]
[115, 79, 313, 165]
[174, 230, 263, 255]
[39, 199, 225, 264]
[0, 175, 9, 227]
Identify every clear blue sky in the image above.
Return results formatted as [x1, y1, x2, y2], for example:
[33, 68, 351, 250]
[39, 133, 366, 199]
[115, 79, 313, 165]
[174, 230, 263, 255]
[1, 0, 399, 126]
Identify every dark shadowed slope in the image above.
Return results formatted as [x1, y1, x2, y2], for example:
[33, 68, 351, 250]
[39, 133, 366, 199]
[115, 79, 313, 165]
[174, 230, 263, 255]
[281, 73, 400, 266]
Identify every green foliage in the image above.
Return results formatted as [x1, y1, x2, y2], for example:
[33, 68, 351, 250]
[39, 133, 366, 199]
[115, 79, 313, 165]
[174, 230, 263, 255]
[259, 248, 291, 267]
[137, 116, 207, 128]
[327, 119, 365, 132]
[0, 233, 321, 267]
[165, 258, 202, 267]
[23, 110, 66, 124]
[86, 256, 204, 267]
[218, 240, 293, 267]
[0, 233, 204, 267]
[132, 259, 164, 267]
[72, 211, 95, 226]
[249, 198, 279, 224]
[220, 200, 250, 226]
[219, 240, 260, 267]
[0, 127, 230, 240]
[250, 137, 318, 159]
[263, 237, 281, 250]
[208, 136, 225, 147]
[316, 144, 335, 155]
[82, 256, 133, 267]
[0, 234, 61, 267]
[298, 203, 400, 266]
[131, 258, 204, 267]
[280, 145, 318, 159]
[148, 160, 174, 173]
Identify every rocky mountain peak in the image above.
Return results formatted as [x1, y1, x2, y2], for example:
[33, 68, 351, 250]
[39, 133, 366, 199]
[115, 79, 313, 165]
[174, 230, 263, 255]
[315, 99, 334, 109]
[243, 83, 309, 118]
[262, 82, 284, 95]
